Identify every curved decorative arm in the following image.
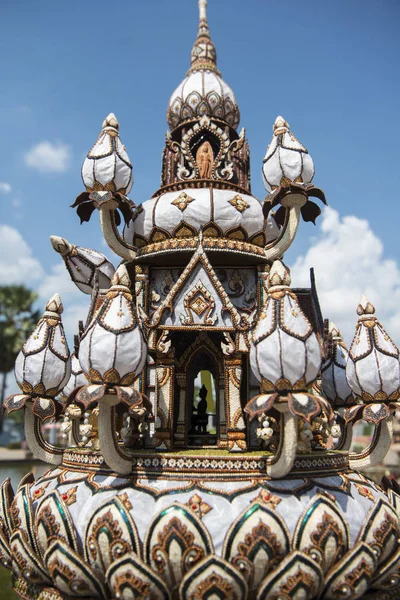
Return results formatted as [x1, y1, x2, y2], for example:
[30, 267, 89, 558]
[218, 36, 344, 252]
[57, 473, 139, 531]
[264, 206, 301, 261]
[68, 418, 81, 448]
[265, 404, 298, 478]
[333, 422, 353, 452]
[24, 409, 63, 466]
[98, 206, 136, 262]
[349, 417, 393, 470]
[98, 396, 132, 475]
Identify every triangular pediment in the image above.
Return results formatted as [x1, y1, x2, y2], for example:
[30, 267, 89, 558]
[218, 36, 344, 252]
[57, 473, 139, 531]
[150, 244, 241, 330]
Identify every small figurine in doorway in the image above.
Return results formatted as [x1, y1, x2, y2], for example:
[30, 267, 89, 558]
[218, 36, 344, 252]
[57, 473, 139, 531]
[191, 384, 209, 433]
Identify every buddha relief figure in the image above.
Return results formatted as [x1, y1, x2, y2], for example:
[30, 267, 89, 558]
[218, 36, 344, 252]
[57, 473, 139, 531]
[196, 140, 213, 178]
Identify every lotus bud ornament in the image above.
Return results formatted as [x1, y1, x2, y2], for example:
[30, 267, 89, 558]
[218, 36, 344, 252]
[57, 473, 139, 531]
[82, 112, 133, 196]
[262, 115, 326, 227]
[60, 353, 87, 402]
[50, 235, 116, 294]
[71, 114, 135, 227]
[345, 296, 400, 425]
[4, 294, 71, 422]
[321, 321, 354, 408]
[74, 265, 148, 413]
[246, 260, 332, 437]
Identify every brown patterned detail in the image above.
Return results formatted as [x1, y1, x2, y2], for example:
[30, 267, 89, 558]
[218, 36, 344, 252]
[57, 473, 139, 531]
[36, 492, 79, 558]
[84, 496, 141, 582]
[173, 221, 197, 239]
[179, 556, 247, 599]
[59, 486, 77, 506]
[10, 529, 52, 584]
[223, 503, 290, 591]
[171, 192, 195, 211]
[373, 511, 399, 559]
[88, 368, 103, 383]
[150, 227, 170, 243]
[36, 504, 61, 546]
[133, 233, 148, 249]
[323, 542, 376, 599]
[257, 551, 323, 599]
[226, 226, 248, 241]
[137, 236, 266, 258]
[0, 527, 12, 567]
[332, 558, 374, 597]
[31, 482, 49, 501]
[185, 494, 212, 519]
[0, 478, 15, 538]
[145, 504, 213, 591]
[107, 554, 170, 600]
[103, 368, 121, 384]
[44, 541, 107, 599]
[229, 195, 249, 213]
[189, 573, 236, 599]
[183, 282, 216, 326]
[189, 295, 210, 317]
[47, 557, 83, 589]
[252, 489, 281, 509]
[151, 517, 204, 584]
[202, 222, 223, 238]
[356, 483, 375, 501]
[359, 498, 399, 565]
[293, 495, 350, 575]
[248, 231, 267, 247]
[307, 512, 346, 568]
[87, 509, 131, 563]
[234, 521, 284, 586]
[119, 492, 133, 511]
[113, 571, 151, 597]
[10, 498, 22, 530]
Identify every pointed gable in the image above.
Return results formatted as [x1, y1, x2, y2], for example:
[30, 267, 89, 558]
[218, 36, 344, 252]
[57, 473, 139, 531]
[150, 242, 241, 330]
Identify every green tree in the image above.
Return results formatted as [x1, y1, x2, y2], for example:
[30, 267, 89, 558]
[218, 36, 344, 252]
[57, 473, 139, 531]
[0, 286, 40, 431]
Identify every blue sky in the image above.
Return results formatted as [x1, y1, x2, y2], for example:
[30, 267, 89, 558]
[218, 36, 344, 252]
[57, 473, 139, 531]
[1, 0, 400, 346]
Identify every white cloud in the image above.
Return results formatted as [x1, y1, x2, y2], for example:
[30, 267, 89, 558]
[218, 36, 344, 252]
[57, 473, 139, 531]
[291, 207, 400, 344]
[24, 141, 71, 173]
[0, 182, 11, 194]
[0, 225, 44, 284]
[0, 225, 88, 342]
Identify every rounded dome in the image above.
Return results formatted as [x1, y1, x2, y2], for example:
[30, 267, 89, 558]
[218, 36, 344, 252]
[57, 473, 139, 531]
[124, 187, 279, 251]
[167, 70, 240, 130]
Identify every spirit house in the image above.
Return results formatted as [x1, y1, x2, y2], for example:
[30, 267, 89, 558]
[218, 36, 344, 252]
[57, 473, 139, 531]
[1, 2, 399, 599]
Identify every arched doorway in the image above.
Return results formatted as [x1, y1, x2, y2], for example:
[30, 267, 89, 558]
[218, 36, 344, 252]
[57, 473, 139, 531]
[187, 349, 219, 447]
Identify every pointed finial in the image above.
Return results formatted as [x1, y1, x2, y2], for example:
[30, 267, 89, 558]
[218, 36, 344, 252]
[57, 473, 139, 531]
[356, 295, 376, 316]
[273, 116, 289, 135]
[45, 293, 63, 315]
[199, 0, 207, 22]
[189, 0, 219, 74]
[50, 235, 73, 256]
[102, 113, 119, 131]
[329, 321, 342, 339]
[110, 264, 131, 289]
[268, 260, 291, 288]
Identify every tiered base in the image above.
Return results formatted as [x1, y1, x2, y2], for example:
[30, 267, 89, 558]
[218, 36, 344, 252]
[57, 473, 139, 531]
[0, 450, 399, 599]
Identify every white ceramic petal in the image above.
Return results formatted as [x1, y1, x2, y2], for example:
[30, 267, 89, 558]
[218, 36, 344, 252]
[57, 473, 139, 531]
[279, 147, 303, 182]
[82, 120, 133, 193]
[94, 154, 116, 188]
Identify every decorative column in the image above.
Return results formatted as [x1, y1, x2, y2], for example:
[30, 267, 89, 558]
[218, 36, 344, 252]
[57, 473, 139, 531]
[134, 264, 150, 398]
[225, 355, 247, 452]
[218, 373, 227, 447]
[154, 352, 175, 450]
[135, 265, 149, 311]
[144, 355, 156, 448]
[174, 373, 187, 447]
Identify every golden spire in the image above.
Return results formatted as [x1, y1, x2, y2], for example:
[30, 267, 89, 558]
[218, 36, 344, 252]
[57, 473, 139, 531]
[188, 0, 220, 75]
